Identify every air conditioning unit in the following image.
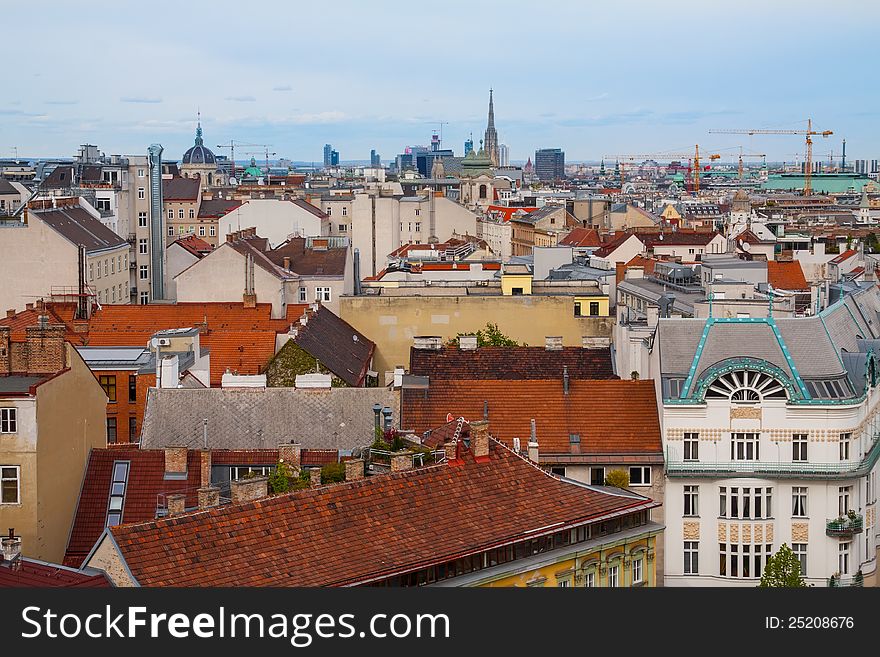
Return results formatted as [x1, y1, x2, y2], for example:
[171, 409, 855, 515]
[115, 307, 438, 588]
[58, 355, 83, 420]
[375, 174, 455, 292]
[156, 338, 171, 347]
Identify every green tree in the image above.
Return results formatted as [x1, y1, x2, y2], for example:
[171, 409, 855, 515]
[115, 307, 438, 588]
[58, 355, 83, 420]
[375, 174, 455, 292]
[268, 460, 294, 494]
[604, 469, 630, 488]
[759, 543, 808, 587]
[449, 322, 522, 347]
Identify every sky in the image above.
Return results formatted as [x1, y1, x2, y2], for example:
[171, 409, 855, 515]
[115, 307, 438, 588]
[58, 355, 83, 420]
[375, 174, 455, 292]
[2, 0, 878, 164]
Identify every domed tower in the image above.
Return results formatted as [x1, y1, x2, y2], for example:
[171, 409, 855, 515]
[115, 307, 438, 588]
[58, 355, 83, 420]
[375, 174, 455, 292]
[180, 114, 223, 189]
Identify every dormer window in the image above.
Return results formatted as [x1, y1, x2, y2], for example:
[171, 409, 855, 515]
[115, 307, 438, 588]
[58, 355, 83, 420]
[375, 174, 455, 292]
[705, 370, 786, 403]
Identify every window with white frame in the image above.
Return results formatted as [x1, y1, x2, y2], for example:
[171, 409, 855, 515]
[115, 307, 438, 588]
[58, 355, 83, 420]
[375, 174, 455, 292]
[556, 578, 571, 588]
[338, 224, 347, 232]
[683, 432, 699, 461]
[792, 543, 807, 576]
[719, 542, 772, 578]
[178, 209, 184, 219]
[341, 206, 347, 216]
[415, 222, 421, 232]
[731, 432, 759, 460]
[106, 461, 130, 527]
[210, 226, 216, 237]
[139, 265, 148, 280]
[1, 466, 20, 504]
[684, 541, 699, 574]
[720, 486, 772, 519]
[629, 466, 651, 486]
[0, 408, 17, 433]
[137, 187, 145, 199]
[326, 206, 332, 216]
[792, 486, 807, 517]
[839, 486, 851, 516]
[110, 259, 115, 274]
[177, 225, 184, 235]
[167, 209, 173, 220]
[632, 557, 643, 584]
[839, 542, 850, 575]
[140, 292, 149, 305]
[584, 571, 595, 587]
[89, 263, 94, 280]
[315, 287, 331, 302]
[189, 209, 195, 219]
[607, 564, 619, 587]
[415, 208, 421, 216]
[103, 260, 108, 276]
[230, 466, 271, 480]
[137, 168, 145, 178]
[792, 433, 808, 462]
[839, 432, 851, 460]
[199, 226, 205, 236]
[684, 485, 699, 516]
[298, 287, 307, 303]
[168, 226, 174, 237]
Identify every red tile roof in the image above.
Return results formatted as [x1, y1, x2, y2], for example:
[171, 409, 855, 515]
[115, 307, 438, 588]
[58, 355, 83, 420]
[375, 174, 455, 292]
[410, 346, 616, 380]
[0, 303, 77, 341]
[485, 205, 538, 222]
[592, 232, 642, 258]
[105, 440, 656, 586]
[830, 249, 858, 265]
[559, 227, 602, 247]
[401, 379, 661, 457]
[171, 235, 213, 257]
[767, 260, 809, 291]
[0, 560, 110, 587]
[64, 447, 340, 568]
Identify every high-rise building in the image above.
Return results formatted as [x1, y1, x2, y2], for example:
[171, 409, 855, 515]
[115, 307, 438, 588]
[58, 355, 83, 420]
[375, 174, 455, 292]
[464, 134, 474, 156]
[534, 148, 565, 181]
[323, 144, 333, 167]
[370, 150, 381, 167]
[498, 144, 509, 167]
[484, 89, 499, 167]
[330, 150, 340, 167]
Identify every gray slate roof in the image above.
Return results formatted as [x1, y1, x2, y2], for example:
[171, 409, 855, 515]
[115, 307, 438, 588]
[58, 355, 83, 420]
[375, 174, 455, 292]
[139, 387, 399, 452]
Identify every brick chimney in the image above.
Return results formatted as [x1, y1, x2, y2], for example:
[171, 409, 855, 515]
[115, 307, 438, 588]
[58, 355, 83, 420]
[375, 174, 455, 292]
[230, 476, 268, 503]
[24, 324, 67, 373]
[528, 420, 539, 462]
[278, 443, 302, 472]
[283, 256, 291, 270]
[444, 440, 459, 462]
[413, 336, 443, 350]
[308, 467, 322, 488]
[390, 453, 413, 472]
[545, 336, 563, 351]
[163, 447, 188, 479]
[582, 336, 611, 349]
[469, 420, 490, 458]
[243, 292, 257, 308]
[0, 326, 10, 374]
[166, 493, 186, 516]
[198, 486, 220, 509]
[5, 309, 14, 319]
[345, 458, 365, 481]
[199, 449, 211, 488]
[458, 335, 478, 350]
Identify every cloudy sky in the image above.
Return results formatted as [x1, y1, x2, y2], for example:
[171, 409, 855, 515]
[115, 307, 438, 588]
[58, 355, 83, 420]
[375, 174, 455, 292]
[1, 0, 876, 163]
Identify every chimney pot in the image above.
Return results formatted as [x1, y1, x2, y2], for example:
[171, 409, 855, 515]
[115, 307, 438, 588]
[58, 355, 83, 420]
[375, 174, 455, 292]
[413, 335, 443, 350]
[345, 458, 365, 481]
[199, 449, 211, 488]
[545, 336, 563, 351]
[469, 419, 490, 458]
[198, 486, 220, 509]
[278, 443, 302, 472]
[458, 335, 478, 350]
[230, 475, 268, 503]
[390, 452, 414, 472]
[283, 256, 291, 270]
[527, 421, 539, 463]
[166, 493, 186, 516]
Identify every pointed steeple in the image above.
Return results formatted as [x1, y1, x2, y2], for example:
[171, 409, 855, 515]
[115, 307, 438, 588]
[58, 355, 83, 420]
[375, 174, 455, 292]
[194, 110, 204, 146]
[484, 88, 499, 167]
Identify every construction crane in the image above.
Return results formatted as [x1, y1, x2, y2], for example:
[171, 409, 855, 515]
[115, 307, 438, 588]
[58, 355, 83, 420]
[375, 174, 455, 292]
[215, 141, 269, 181]
[719, 146, 766, 180]
[425, 121, 449, 147]
[709, 119, 833, 195]
[606, 145, 721, 193]
[242, 147, 277, 182]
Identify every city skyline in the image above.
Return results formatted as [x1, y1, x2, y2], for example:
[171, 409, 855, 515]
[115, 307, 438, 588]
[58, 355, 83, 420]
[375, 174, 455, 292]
[1, 0, 877, 163]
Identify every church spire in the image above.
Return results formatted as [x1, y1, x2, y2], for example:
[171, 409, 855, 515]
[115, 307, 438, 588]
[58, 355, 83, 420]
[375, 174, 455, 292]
[484, 88, 499, 167]
[194, 110, 204, 146]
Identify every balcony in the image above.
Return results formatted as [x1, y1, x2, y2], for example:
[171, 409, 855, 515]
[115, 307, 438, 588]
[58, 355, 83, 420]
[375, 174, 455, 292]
[827, 572, 864, 587]
[826, 514, 863, 538]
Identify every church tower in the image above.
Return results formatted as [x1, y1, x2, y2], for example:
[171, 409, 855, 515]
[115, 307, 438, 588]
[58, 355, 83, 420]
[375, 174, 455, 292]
[484, 89, 499, 167]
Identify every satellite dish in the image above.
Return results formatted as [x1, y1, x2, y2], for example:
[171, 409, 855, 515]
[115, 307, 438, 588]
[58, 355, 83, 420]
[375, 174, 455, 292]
[742, 241, 751, 251]
[229, 176, 238, 186]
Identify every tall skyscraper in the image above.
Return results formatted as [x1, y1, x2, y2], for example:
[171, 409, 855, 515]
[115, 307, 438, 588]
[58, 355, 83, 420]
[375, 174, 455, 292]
[484, 89, 499, 167]
[498, 144, 509, 167]
[535, 148, 565, 181]
[370, 150, 381, 167]
[330, 150, 340, 167]
[323, 144, 333, 167]
[464, 134, 474, 156]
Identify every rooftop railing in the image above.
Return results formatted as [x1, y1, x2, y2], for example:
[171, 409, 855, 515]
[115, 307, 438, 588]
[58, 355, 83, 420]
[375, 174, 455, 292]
[825, 515, 864, 538]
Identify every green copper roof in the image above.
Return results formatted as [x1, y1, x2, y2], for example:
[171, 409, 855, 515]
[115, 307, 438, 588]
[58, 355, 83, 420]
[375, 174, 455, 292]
[762, 173, 876, 194]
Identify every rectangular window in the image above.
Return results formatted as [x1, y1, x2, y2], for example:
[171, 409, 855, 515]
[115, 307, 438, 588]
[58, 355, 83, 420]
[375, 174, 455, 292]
[839, 432, 851, 460]
[178, 209, 184, 219]
[230, 466, 271, 480]
[684, 485, 699, 516]
[137, 168, 145, 178]
[719, 543, 726, 576]
[140, 292, 149, 305]
[792, 433, 808, 462]
[106, 417, 117, 443]
[210, 225, 216, 237]
[585, 572, 595, 588]
[632, 557, 643, 584]
[684, 432, 699, 461]
[839, 542, 850, 575]
[629, 466, 651, 486]
[557, 579, 571, 588]
[99, 375, 117, 402]
[106, 460, 129, 526]
[839, 486, 851, 516]
[574, 302, 582, 317]
[684, 541, 699, 575]
[719, 486, 727, 517]
[189, 209, 195, 219]
[89, 262, 94, 280]
[589, 301, 600, 316]
[137, 187, 145, 200]
[792, 486, 807, 517]
[298, 287, 307, 303]
[342, 206, 348, 216]
[316, 287, 332, 302]
[590, 467, 605, 486]
[792, 543, 807, 576]
[139, 239, 148, 255]
[415, 222, 421, 232]
[168, 225, 174, 237]
[139, 265, 149, 280]
[338, 224, 347, 232]
[731, 432, 759, 460]
[0, 466, 20, 504]
[607, 565, 619, 588]
[128, 375, 137, 403]
[110, 258, 115, 274]
[167, 209, 174, 220]
[326, 206, 332, 216]
[199, 225, 206, 236]
[129, 417, 137, 442]
[0, 408, 17, 433]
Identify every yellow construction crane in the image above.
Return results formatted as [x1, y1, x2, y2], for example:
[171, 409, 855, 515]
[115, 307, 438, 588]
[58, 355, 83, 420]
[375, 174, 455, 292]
[215, 141, 269, 180]
[606, 145, 720, 193]
[709, 119, 832, 195]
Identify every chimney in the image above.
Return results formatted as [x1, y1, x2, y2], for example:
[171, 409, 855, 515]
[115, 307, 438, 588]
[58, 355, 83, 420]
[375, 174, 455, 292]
[5, 309, 14, 319]
[0, 327, 10, 374]
[163, 447, 188, 479]
[545, 336, 563, 351]
[283, 256, 291, 270]
[469, 419, 490, 458]
[444, 440, 459, 462]
[198, 486, 220, 510]
[308, 467, 322, 488]
[582, 336, 611, 349]
[391, 452, 413, 472]
[563, 366, 570, 395]
[278, 443, 302, 472]
[413, 336, 443, 350]
[243, 292, 257, 308]
[458, 335, 478, 350]
[528, 420, 539, 462]
[199, 449, 211, 487]
[1, 528, 22, 568]
[25, 303, 33, 311]
[345, 458, 365, 481]
[230, 475, 268, 503]
[159, 355, 180, 388]
[166, 493, 186, 516]
[24, 324, 66, 374]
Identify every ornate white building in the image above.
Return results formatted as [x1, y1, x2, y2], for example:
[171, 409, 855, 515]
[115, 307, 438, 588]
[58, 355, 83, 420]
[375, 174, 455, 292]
[643, 286, 880, 586]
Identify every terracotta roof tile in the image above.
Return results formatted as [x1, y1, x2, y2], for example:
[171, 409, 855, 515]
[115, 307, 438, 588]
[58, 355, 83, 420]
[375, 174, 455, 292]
[106, 441, 655, 586]
[767, 260, 809, 291]
[0, 560, 110, 587]
[559, 227, 602, 247]
[401, 379, 661, 456]
[410, 346, 616, 380]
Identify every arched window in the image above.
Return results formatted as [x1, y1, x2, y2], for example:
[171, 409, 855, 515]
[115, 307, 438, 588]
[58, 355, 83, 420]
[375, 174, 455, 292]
[705, 370, 787, 402]
[208, 173, 213, 185]
[479, 184, 487, 199]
